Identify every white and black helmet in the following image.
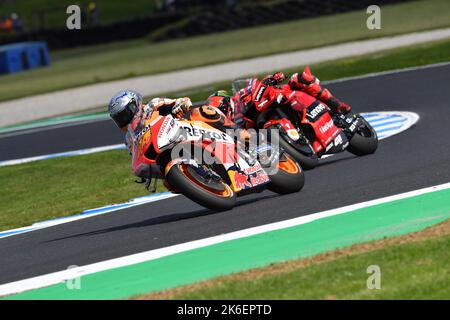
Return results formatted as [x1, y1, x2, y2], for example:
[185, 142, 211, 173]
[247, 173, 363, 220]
[108, 90, 143, 129]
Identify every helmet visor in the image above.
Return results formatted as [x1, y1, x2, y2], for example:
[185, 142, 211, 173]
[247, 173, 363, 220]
[112, 103, 137, 128]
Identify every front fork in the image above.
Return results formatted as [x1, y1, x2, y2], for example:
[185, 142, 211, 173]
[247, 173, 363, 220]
[334, 113, 362, 138]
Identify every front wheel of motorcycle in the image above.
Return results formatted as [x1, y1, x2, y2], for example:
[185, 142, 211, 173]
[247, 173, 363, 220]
[165, 162, 236, 211]
[267, 153, 305, 195]
[277, 134, 318, 170]
[347, 116, 378, 156]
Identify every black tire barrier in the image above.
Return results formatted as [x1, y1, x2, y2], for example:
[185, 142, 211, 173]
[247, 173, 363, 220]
[0, 0, 413, 50]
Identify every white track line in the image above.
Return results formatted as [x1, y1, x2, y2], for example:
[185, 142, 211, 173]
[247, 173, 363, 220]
[0, 192, 179, 239]
[1, 61, 440, 136]
[0, 144, 126, 167]
[373, 122, 405, 132]
[0, 111, 419, 167]
[0, 116, 109, 138]
[0, 111, 419, 240]
[1, 182, 449, 297]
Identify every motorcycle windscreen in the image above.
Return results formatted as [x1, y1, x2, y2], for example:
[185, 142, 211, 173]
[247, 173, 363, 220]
[231, 78, 253, 94]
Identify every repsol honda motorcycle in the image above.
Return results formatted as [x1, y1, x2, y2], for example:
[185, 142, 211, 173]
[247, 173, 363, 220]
[128, 106, 304, 211]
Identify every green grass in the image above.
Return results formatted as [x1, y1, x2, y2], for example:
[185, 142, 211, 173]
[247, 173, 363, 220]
[169, 223, 450, 299]
[0, 150, 166, 231]
[1, 37, 449, 231]
[165, 38, 450, 104]
[0, 0, 449, 102]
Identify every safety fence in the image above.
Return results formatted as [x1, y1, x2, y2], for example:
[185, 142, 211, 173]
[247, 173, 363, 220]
[0, 0, 415, 50]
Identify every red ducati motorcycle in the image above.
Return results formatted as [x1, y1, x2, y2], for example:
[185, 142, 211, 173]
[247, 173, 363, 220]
[232, 79, 378, 170]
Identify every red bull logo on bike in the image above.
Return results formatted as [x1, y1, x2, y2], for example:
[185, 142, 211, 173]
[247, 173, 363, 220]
[230, 166, 269, 191]
[232, 171, 252, 190]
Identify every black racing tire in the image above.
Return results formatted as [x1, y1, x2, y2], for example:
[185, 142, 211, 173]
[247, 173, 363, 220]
[267, 153, 305, 195]
[166, 163, 236, 211]
[277, 134, 318, 170]
[347, 117, 378, 156]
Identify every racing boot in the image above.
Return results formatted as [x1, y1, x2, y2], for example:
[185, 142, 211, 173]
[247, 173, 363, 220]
[288, 66, 351, 115]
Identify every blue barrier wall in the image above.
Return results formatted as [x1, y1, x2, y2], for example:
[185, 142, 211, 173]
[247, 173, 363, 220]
[0, 42, 50, 74]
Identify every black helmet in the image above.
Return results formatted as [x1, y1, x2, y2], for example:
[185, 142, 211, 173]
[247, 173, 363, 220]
[108, 90, 143, 129]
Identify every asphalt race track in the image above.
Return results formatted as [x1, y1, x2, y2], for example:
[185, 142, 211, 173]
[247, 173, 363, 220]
[1, 64, 450, 285]
[0, 119, 124, 161]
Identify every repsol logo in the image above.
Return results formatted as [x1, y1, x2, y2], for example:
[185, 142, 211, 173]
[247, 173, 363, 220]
[307, 103, 327, 120]
[320, 119, 334, 134]
[182, 126, 229, 141]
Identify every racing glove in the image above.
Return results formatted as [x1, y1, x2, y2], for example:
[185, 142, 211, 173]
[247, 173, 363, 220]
[172, 97, 192, 119]
[262, 72, 286, 86]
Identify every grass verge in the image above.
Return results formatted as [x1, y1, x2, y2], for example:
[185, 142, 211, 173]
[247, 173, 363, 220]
[12, 36, 450, 124]
[0, 150, 166, 231]
[164, 38, 450, 103]
[136, 218, 450, 299]
[0, 0, 449, 101]
[1, 38, 449, 231]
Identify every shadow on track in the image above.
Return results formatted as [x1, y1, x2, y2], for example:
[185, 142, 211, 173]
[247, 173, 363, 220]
[43, 193, 278, 243]
[316, 153, 357, 168]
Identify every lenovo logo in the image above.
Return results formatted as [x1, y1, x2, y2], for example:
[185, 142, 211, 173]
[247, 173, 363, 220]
[307, 103, 327, 119]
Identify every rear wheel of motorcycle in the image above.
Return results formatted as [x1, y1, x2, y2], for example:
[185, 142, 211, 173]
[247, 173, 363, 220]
[347, 117, 378, 156]
[277, 135, 318, 170]
[166, 163, 236, 211]
[267, 153, 305, 194]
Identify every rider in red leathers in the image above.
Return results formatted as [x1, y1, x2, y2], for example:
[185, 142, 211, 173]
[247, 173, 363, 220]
[287, 66, 351, 115]
[207, 66, 351, 129]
